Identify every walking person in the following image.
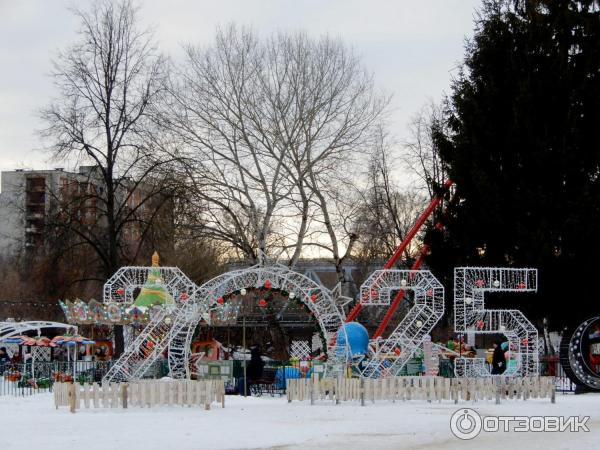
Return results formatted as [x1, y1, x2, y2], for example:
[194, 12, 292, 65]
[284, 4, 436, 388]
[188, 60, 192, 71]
[491, 340, 506, 375]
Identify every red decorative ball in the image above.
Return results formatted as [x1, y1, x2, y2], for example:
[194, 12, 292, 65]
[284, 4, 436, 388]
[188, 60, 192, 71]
[522, 338, 529, 346]
[394, 347, 401, 356]
[475, 279, 485, 287]
[518, 282, 526, 289]
[435, 222, 444, 230]
[258, 299, 267, 307]
[310, 294, 317, 302]
[477, 320, 485, 330]
[180, 292, 189, 301]
[264, 280, 272, 289]
[116, 287, 125, 296]
[217, 297, 224, 305]
[426, 289, 433, 296]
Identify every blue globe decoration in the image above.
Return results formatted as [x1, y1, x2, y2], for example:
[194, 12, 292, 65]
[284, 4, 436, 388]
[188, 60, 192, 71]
[336, 322, 369, 357]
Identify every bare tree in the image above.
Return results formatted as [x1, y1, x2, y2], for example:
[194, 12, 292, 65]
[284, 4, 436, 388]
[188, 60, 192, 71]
[166, 26, 388, 270]
[40, 0, 173, 277]
[40, 0, 174, 354]
[403, 101, 449, 197]
[356, 129, 427, 261]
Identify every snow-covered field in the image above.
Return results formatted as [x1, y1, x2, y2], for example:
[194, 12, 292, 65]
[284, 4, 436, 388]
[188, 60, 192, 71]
[1, 392, 598, 450]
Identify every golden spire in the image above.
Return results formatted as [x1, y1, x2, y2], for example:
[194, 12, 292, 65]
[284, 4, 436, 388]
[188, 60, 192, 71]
[152, 251, 160, 267]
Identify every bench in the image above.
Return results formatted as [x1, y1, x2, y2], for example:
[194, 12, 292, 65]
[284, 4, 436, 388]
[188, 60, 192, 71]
[249, 367, 283, 396]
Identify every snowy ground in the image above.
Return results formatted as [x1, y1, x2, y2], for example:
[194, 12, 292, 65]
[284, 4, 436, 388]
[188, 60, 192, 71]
[1, 392, 598, 450]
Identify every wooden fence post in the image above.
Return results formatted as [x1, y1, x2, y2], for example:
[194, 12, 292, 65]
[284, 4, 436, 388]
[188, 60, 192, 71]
[360, 377, 365, 407]
[68, 383, 76, 414]
[122, 383, 128, 409]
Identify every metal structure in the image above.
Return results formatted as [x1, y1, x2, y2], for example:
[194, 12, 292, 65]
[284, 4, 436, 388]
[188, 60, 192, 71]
[103, 265, 199, 305]
[345, 179, 454, 325]
[453, 267, 539, 377]
[0, 321, 77, 339]
[290, 340, 311, 360]
[559, 316, 600, 391]
[104, 263, 350, 382]
[358, 270, 444, 377]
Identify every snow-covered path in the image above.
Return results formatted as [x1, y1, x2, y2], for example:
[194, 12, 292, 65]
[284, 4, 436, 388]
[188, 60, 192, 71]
[1, 392, 598, 449]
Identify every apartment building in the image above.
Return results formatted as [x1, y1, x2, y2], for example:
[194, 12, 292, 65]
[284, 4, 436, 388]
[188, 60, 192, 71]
[0, 166, 170, 256]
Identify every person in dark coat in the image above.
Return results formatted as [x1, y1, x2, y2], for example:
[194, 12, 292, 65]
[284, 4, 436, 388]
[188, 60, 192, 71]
[0, 347, 11, 375]
[237, 346, 265, 395]
[247, 346, 265, 381]
[0, 347, 10, 363]
[491, 340, 506, 375]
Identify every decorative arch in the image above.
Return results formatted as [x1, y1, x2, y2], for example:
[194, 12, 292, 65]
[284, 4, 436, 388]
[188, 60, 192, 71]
[0, 321, 77, 339]
[104, 264, 350, 382]
[168, 264, 350, 378]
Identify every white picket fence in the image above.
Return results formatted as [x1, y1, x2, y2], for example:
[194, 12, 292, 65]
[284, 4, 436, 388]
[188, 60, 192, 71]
[287, 376, 556, 405]
[54, 379, 225, 412]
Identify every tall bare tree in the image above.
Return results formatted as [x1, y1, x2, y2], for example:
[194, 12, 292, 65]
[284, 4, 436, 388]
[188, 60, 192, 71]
[403, 101, 449, 197]
[356, 129, 427, 261]
[166, 26, 388, 270]
[40, 0, 173, 353]
[40, 0, 172, 276]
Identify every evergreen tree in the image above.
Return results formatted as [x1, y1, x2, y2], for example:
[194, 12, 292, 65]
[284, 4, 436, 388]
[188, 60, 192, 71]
[428, 0, 600, 327]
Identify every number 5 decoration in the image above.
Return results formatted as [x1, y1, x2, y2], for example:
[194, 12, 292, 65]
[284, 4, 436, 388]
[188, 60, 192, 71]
[454, 267, 538, 377]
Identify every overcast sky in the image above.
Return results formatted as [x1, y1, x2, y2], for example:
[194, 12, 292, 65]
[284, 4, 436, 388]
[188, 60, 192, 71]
[0, 0, 480, 178]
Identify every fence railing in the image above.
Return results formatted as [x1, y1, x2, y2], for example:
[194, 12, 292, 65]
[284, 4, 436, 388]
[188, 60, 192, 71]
[287, 376, 556, 404]
[54, 380, 225, 412]
[0, 356, 578, 397]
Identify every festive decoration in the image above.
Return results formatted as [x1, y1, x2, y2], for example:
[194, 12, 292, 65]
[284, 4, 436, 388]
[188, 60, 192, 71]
[133, 253, 175, 307]
[454, 267, 538, 378]
[560, 316, 600, 391]
[358, 269, 444, 378]
[336, 322, 369, 357]
[240, 288, 247, 296]
[116, 287, 125, 296]
[264, 279, 272, 289]
[290, 340, 311, 360]
[310, 294, 317, 302]
[258, 299, 267, 307]
[180, 292, 189, 301]
[107, 303, 122, 323]
[105, 263, 349, 383]
[216, 297, 224, 305]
